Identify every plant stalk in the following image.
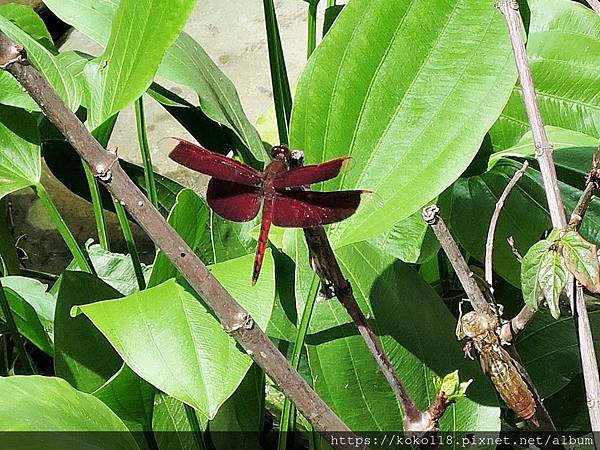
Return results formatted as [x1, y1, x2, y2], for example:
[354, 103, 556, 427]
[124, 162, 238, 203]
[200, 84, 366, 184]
[307, 2, 318, 58]
[113, 198, 146, 291]
[135, 96, 159, 208]
[278, 273, 320, 450]
[83, 162, 110, 250]
[33, 184, 94, 274]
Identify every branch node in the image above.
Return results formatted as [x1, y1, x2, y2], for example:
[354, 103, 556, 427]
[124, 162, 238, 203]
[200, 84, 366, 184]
[93, 146, 119, 182]
[422, 205, 440, 225]
[224, 311, 254, 333]
[0, 43, 26, 69]
[534, 143, 553, 158]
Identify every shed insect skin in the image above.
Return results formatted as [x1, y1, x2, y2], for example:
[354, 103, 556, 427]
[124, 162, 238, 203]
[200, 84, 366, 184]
[458, 308, 537, 423]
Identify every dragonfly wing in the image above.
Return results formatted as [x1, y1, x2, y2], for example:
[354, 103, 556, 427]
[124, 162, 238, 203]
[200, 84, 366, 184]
[273, 157, 351, 189]
[272, 190, 365, 228]
[170, 139, 262, 187]
[207, 179, 262, 222]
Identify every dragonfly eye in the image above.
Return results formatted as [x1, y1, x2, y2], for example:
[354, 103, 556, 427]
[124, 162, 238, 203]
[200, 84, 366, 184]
[271, 145, 290, 160]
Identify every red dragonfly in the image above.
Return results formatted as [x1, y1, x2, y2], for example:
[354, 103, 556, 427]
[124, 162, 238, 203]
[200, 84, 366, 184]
[169, 139, 367, 284]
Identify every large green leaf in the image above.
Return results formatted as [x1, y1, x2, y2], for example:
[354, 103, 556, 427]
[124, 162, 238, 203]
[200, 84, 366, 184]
[42, 0, 268, 163]
[74, 253, 275, 419]
[489, 0, 600, 150]
[82, 0, 195, 129]
[0, 106, 40, 199]
[306, 242, 499, 433]
[0, 14, 80, 110]
[54, 271, 123, 393]
[0, 376, 138, 448]
[517, 309, 600, 399]
[289, 0, 517, 246]
[94, 364, 155, 432]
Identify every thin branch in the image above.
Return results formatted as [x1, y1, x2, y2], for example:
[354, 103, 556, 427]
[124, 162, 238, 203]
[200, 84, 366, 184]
[498, 1, 600, 436]
[0, 33, 359, 445]
[506, 236, 523, 263]
[422, 206, 489, 313]
[569, 145, 600, 229]
[485, 161, 528, 287]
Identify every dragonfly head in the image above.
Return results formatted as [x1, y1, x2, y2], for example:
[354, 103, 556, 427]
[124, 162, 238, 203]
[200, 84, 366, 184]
[271, 145, 291, 161]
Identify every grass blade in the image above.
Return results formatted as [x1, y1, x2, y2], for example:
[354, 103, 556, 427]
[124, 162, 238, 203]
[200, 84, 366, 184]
[135, 96, 159, 208]
[262, 0, 292, 145]
[83, 163, 110, 250]
[307, 2, 318, 58]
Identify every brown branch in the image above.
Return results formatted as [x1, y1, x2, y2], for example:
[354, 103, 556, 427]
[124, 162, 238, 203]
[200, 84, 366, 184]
[0, 32, 360, 446]
[485, 161, 528, 287]
[506, 236, 523, 263]
[499, 1, 600, 437]
[286, 153, 441, 432]
[422, 206, 489, 313]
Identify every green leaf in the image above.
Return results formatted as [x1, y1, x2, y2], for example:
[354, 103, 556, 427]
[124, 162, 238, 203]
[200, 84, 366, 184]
[306, 242, 500, 432]
[0, 15, 80, 110]
[54, 271, 123, 393]
[520, 239, 552, 311]
[82, 0, 196, 129]
[43, 0, 269, 163]
[1, 275, 55, 341]
[74, 253, 275, 419]
[538, 247, 568, 319]
[0, 3, 53, 48]
[517, 309, 600, 399]
[1, 286, 53, 355]
[290, 0, 517, 246]
[0, 106, 40, 199]
[489, 0, 600, 150]
[489, 126, 599, 171]
[87, 241, 152, 296]
[433, 370, 472, 403]
[153, 392, 205, 450]
[94, 364, 155, 432]
[560, 230, 600, 293]
[0, 376, 138, 446]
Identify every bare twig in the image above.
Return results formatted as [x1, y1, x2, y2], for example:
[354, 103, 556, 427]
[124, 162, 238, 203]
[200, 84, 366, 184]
[506, 236, 523, 263]
[499, 1, 600, 436]
[485, 161, 528, 287]
[569, 146, 600, 229]
[422, 206, 489, 313]
[0, 32, 359, 445]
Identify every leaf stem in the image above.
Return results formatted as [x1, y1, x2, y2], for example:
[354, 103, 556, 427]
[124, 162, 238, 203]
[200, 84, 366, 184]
[34, 184, 94, 274]
[278, 273, 320, 450]
[135, 96, 158, 208]
[0, 198, 19, 275]
[83, 162, 110, 250]
[112, 198, 146, 291]
[307, 2, 318, 58]
[327, 0, 336, 6]
[0, 278, 36, 374]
